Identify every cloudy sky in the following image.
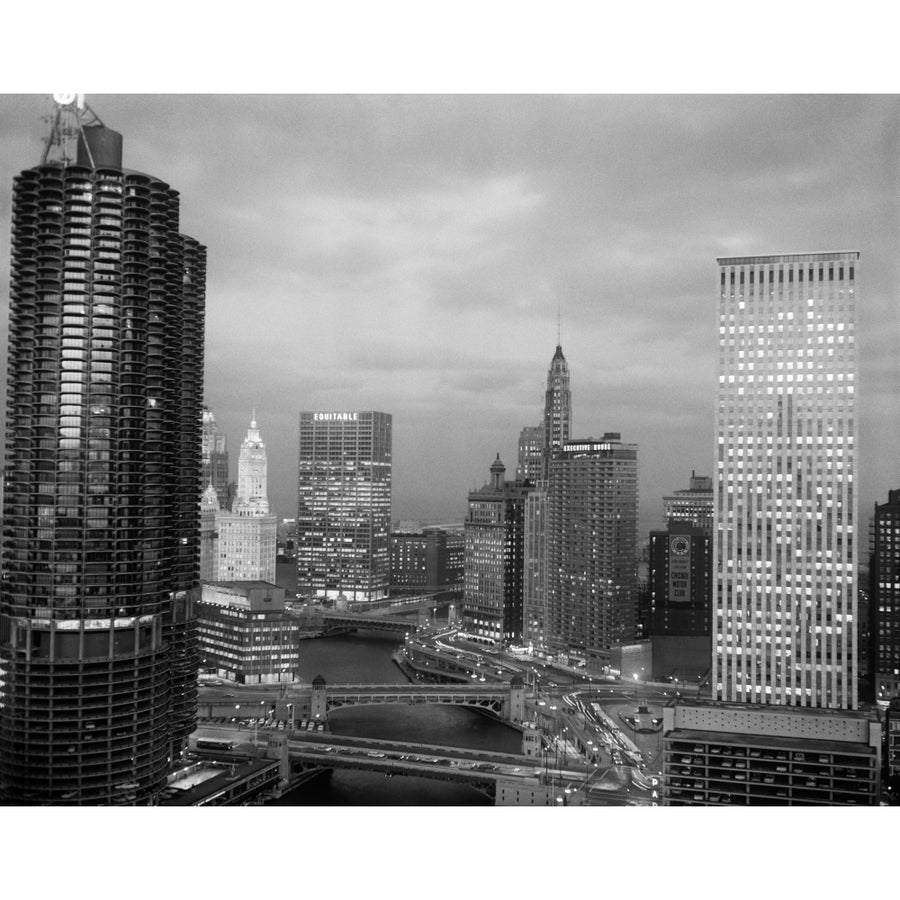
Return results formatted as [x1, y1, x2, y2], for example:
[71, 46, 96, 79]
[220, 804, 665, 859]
[1, 93, 898, 540]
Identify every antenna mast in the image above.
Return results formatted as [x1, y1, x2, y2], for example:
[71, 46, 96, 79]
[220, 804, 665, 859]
[41, 94, 105, 166]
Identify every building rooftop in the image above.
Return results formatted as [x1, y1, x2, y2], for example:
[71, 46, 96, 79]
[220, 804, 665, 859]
[159, 757, 280, 806]
[670, 697, 878, 722]
[666, 727, 877, 757]
[200, 581, 286, 612]
[717, 250, 859, 265]
[208, 581, 280, 592]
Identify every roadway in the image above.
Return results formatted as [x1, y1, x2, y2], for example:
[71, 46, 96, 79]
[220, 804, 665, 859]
[191, 723, 596, 791]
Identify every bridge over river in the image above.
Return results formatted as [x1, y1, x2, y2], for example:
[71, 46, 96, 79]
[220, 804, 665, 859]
[191, 725, 653, 805]
[200, 677, 529, 729]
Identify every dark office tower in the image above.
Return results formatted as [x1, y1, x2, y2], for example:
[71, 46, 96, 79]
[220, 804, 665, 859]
[872, 490, 900, 702]
[523, 487, 548, 648]
[541, 344, 571, 480]
[201, 406, 230, 510]
[545, 434, 638, 667]
[516, 424, 543, 483]
[390, 527, 463, 598]
[463, 456, 533, 644]
[648, 525, 712, 681]
[296, 412, 392, 602]
[0, 97, 205, 805]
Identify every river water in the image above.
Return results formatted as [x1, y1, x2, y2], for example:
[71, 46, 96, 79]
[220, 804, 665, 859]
[271, 629, 522, 806]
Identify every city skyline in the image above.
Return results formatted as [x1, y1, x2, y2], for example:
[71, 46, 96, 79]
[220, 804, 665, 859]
[1, 94, 898, 542]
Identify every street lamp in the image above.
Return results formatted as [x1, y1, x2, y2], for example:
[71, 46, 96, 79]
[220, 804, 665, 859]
[254, 701, 264, 751]
[287, 702, 294, 732]
[234, 704, 240, 728]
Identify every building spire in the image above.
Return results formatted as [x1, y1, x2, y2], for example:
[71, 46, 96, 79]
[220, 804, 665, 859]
[557, 303, 561, 347]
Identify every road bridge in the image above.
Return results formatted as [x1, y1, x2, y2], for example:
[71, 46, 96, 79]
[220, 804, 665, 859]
[191, 725, 640, 805]
[320, 611, 413, 633]
[309, 676, 527, 725]
[198, 675, 529, 729]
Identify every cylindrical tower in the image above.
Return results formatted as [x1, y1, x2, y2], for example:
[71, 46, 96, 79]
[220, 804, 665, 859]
[0, 104, 205, 804]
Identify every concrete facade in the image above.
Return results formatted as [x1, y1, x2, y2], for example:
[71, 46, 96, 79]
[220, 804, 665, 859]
[197, 582, 299, 684]
[714, 252, 859, 709]
[663, 700, 880, 805]
[544, 435, 639, 666]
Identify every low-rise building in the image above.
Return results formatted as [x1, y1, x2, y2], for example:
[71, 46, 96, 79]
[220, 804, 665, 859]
[197, 582, 300, 684]
[663, 699, 881, 806]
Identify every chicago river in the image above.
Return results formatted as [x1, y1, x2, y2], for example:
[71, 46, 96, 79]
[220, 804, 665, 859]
[269, 630, 523, 805]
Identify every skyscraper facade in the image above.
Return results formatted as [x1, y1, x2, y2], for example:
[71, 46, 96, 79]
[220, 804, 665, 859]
[516, 424, 544, 483]
[201, 406, 230, 510]
[0, 99, 204, 804]
[390, 527, 464, 596]
[522, 487, 548, 648]
[521, 343, 573, 649]
[871, 489, 900, 702]
[541, 344, 571, 480]
[199, 482, 219, 582]
[463, 456, 532, 644]
[713, 252, 859, 710]
[233, 413, 269, 516]
[544, 434, 638, 665]
[296, 411, 392, 601]
[212, 415, 276, 583]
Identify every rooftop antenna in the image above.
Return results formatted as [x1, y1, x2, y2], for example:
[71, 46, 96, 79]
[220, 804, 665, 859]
[557, 304, 561, 346]
[41, 93, 105, 166]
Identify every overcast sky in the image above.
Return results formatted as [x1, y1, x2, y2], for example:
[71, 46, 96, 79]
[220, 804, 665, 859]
[1, 93, 898, 540]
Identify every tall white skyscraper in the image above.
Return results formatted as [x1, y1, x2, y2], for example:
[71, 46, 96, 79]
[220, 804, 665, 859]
[234, 412, 270, 516]
[213, 414, 276, 582]
[713, 251, 859, 710]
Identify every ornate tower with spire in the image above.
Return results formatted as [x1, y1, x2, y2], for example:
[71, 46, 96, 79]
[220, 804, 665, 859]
[210, 412, 276, 582]
[201, 406, 230, 511]
[542, 343, 572, 480]
[234, 411, 269, 516]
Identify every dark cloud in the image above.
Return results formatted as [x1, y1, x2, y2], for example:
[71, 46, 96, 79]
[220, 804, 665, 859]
[1, 94, 898, 540]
